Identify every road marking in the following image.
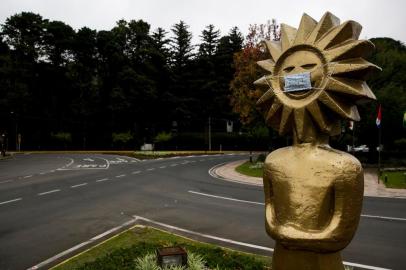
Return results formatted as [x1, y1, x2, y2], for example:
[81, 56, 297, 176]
[208, 162, 263, 186]
[189, 190, 264, 205]
[134, 215, 391, 270]
[27, 219, 137, 270]
[0, 180, 13, 184]
[96, 178, 109, 182]
[115, 174, 126, 178]
[0, 198, 22, 205]
[170, 163, 178, 167]
[146, 168, 155, 171]
[38, 189, 61, 196]
[190, 190, 406, 222]
[23, 175, 33, 179]
[132, 171, 141, 174]
[199, 159, 205, 162]
[159, 166, 166, 169]
[71, 183, 88, 188]
[39, 172, 46, 175]
[361, 214, 406, 222]
[83, 158, 94, 162]
[189, 160, 196, 163]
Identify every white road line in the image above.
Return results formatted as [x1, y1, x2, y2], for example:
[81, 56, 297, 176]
[190, 190, 406, 222]
[27, 219, 137, 270]
[146, 168, 155, 171]
[134, 215, 272, 251]
[361, 214, 406, 222]
[134, 215, 391, 270]
[38, 189, 61, 196]
[132, 171, 141, 174]
[170, 163, 178, 167]
[199, 159, 205, 162]
[96, 178, 109, 182]
[71, 183, 88, 188]
[0, 198, 22, 205]
[189, 190, 264, 205]
[159, 166, 166, 169]
[23, 175, 33, 179]
[115, 174, 126, 178]
[39, 172, 46, 175]
[0, 180, 13, 184]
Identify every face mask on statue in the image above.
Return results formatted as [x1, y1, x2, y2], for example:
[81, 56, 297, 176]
[283, 72, 312, 93]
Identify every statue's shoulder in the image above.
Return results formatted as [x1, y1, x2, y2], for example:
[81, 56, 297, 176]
[264, 146, 295, 166]
[318, 145, 363, 173]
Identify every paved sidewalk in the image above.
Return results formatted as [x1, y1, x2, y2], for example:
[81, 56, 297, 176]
[214, 159, 406, 199]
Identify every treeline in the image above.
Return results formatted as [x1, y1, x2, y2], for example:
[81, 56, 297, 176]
[0, 12, 245, 150]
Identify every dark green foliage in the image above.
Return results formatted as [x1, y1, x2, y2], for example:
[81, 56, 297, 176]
[0, 12, 245, 150]
[356, 38, 406, 151]
[1, 11, 403, 152]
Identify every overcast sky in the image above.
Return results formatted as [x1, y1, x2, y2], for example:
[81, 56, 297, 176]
[1, 0, 405, 44]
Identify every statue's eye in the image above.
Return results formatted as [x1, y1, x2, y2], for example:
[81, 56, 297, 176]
[301, 63, 317, 70]
[283, 66, 295, 73]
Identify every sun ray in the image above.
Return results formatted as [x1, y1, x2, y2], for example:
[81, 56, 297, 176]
[293, 108, 317, 141]
[280, 24, 297, 52]
[257, 89, 275, 108]
[279, 105, 293, 135]
[306, 12, 340, 44]
[326, 77, 376, 100]
[330, 58, 381, 79]
[316, 21, 362, 50]
[264, 40, 282, 62]
[319, 91, 360, 121]
[254, 76, 270, 87]
[325, 39, 374, 62]
[265, 99, 282, 127]
[293, 13, 317, 45]
[257, 59, 275, 73]
[307, 100, 332, 133]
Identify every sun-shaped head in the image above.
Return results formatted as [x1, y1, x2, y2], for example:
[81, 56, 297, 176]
[256, 12, 381, 143]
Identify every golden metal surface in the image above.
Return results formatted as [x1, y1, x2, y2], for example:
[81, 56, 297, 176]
[256, 12, 380, 270]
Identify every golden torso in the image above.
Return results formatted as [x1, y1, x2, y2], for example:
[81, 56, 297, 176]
[264, 143, 364, 270]
[264, 143, 363, 235]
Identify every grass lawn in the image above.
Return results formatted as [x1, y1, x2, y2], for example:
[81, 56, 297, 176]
[380, 171, 406, 189]
[52, 225, 271, 270]
[235, 161, 264, 178]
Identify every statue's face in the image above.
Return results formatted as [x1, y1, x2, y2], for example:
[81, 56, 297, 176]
[275, 46, 326, 99]
[280, 50, 323, 81]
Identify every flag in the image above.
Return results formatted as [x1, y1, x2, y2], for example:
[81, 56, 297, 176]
[376, 105, 382, 128]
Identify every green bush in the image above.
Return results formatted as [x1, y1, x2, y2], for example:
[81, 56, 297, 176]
[112, 131, 133, 148]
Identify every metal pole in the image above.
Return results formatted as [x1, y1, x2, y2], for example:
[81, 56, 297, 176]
[352, 123, 355, 152]
[208, 117, 212, 151]
[378, 125, 381, 182]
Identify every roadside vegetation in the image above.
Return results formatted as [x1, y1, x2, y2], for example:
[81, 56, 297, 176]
[52, 226, 272, 270]
[235, 154, 266, 178]
[380, 170, 406, 189]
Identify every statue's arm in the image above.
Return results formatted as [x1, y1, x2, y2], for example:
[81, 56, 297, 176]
[277, 164, 364, 252]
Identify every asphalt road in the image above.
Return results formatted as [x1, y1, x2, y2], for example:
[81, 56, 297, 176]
[0, 153, 405, 270]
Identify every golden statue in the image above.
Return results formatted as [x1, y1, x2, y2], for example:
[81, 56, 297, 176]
[255, 12, 380, 270]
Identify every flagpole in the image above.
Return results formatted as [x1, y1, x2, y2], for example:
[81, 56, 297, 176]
[376, 104, 382, 183]
[378, 125, 381, 181]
